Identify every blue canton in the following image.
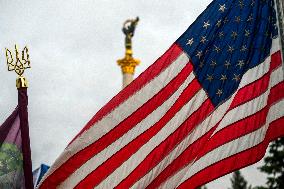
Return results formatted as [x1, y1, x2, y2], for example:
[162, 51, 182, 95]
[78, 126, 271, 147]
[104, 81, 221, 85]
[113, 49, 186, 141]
[177, 0, 278, 107]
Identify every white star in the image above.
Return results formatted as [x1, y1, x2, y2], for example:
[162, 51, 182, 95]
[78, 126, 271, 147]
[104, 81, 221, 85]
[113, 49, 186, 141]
[240, 45, 248, 52]
[233, 74, 241, 82]
[203, 21, 210, 29]
[224, 60, 231, 69]
[196, 51, 203, 59]
[219, 4, 226, 12]
[186, 38, 194, 46]
[199, 60, 204, 68]
[228, 45, 235, 53]
[245, 30, 250, 37]
[214, 45, 220, 53]
[235, 16, 242, 23]
[216, 89, 223, 97]
[223, 17, 229, 24]
[216, 20, 222, 27]
[200, 36, 207, 44]
[239, 1, 244, 9]
[231, 31, 238, 39]
[247, 14, 253, 22]
[206, 74, 214, 82]
[218, 31, 224, 38]
[220, 74, 227, 82]
[210, 60, 217, 67]
[237, 60, 245, 68]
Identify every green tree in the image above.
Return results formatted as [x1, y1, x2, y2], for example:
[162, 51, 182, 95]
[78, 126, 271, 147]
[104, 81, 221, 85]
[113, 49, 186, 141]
[229, 170, 252, 189]
[257, 138, 284, 189]
[0, 143, 24, 189]
[0, 143, 23, 176]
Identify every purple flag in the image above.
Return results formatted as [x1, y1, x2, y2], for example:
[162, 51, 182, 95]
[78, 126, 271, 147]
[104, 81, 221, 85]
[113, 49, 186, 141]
[0, 88, 34, 189]
[0, 107, 25, 188]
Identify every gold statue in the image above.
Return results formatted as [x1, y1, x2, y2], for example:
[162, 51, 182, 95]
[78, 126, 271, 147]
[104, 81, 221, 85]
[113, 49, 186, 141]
[117, 17, 140, 88]
[5, 45, 31, 88]
[122, 17, 139, 54]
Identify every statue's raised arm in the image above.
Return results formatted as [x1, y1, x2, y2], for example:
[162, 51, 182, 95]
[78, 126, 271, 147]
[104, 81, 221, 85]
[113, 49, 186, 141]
[122, 17, 139, 52]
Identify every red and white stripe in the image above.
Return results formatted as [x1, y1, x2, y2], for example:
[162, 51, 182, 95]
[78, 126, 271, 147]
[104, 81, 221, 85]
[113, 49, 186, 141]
[154, 39, 284, 189]
[39, 32, 284, 189]
[39, 44, 195, 187]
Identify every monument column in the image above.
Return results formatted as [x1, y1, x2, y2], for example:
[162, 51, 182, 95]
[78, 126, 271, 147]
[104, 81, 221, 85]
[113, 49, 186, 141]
[117, 17, 140, 88]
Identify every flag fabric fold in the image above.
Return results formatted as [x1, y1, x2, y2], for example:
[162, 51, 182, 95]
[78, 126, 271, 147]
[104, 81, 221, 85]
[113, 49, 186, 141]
[33, 164, 50, 187]
[0, 107, 25, 188]
[39, 0, 284, 188]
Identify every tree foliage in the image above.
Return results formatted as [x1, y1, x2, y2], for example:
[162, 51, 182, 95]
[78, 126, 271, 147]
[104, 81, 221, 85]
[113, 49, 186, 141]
[0, 143, 23, 176]
[229, 170, 252, 189]
[257, 138, 284, 189]
[0, 143, 24, 188]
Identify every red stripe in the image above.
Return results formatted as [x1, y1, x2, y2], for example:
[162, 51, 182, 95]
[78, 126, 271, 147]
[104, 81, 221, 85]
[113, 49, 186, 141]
[71, 44, 182, 143]
[270, 51, 282, 71]
[40, 57, 192, 188]
[230, 72, 269, 108]
[177, 117, 284, 189]
[268, 81, 284, 106]
[115, 99, 213, 189]
[266, 117, 284, 140]
[75, 73, 200, 188]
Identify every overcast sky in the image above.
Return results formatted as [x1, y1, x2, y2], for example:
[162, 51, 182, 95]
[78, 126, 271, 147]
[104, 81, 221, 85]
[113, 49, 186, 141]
[0, 0, 269, 188]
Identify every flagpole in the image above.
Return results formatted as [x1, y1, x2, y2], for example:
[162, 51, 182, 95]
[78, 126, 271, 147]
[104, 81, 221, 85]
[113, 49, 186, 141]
[17, 76, 34, 189]
[5, 45, 34, 189]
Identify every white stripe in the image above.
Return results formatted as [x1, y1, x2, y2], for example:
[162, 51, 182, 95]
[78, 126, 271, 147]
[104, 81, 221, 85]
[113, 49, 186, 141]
[270, 66, 283, 87]
[150, 49, 283, 188]
[33, 167, 40, 187]
[267, 99, 284, 124]
[239, 56, 270, 88]
[214, 90, 269, 134]
[271, 37, 281, 54]
[58, 72, 196, 188]
[176, 99, 284, 187]
[97, 90, 208, 189]
[41, 52, 189, 181]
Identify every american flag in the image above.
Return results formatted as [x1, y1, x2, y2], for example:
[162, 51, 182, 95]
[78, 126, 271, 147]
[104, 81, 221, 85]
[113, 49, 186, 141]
[39, 0, 284, 188]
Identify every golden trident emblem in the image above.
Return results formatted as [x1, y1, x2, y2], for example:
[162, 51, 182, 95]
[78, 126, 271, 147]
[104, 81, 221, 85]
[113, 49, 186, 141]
[5, 45, 31, 88]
